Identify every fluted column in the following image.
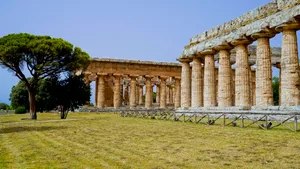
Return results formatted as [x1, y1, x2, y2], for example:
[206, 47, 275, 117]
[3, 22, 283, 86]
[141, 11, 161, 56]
[139, 85, 143, 105]
[175, 78, 181, 108]
[252, 71, 256, 106]
[95, 78, 98, 107]
[145, 77, 153, 108]
[129, 75, 138, 108]
[170, 86, 174, 105]
[160, 76, 168, 108]
[156, 85, 160, 104]
[218, 50, 232, 107]
[235, 44, 251, 107]
[276, 24, 300, 106]
[113, 75, 122, 108]
[252, 35, 274, 106]
[97, 74, 106, 108]
[124, 85, 129, 106]
[204, 55, 216, 107]
[166, 85, 170, 105]
[180, 60, 191, 108]
[191, 57, 203, 107]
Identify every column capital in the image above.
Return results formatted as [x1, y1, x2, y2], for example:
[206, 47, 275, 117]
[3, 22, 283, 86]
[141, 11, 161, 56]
[96, 73, 108, 76]
[159, 76, 169, 80]
[231, 38, 253, 46]
[113, 73, 123, 77]
[251, 29, 277, 39]
[276, 21, 300, 32]
[129, 74, 139, 79]
[178, 58, 192, 63]
[145, 75, 154, 80]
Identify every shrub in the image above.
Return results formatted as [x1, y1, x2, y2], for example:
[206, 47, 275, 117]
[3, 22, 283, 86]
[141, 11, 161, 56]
[15, 106, 27, 114]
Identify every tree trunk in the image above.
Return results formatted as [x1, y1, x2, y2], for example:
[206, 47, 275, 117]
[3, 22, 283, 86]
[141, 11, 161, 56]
[28, 88, 37, 120]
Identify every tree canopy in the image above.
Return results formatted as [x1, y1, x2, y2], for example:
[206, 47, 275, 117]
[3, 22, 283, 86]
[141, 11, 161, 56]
[0, 33, 90, 119]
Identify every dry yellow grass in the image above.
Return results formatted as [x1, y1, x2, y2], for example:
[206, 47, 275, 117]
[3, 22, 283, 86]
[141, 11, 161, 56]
[1, 113, 300, 169]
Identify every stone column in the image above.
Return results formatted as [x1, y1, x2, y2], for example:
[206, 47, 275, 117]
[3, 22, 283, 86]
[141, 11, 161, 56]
[156, 85, 160, 104]
[252, 71, 256, 106]
[113, 75, 122, 108]
[276, 24, 300, 106]
[145, 77, 153, 108]
[166, 85, 170, 105]
[136, 86, 139, 105]
[139, 85, 143, 105]
[175, 78, 181, 108]
[204, 55, 216, 107]
[252, 34, 274, 106]
[191, 57, 203, 107]
[95, 78, 98, 107]
[180, 60, 191, 108]
[218, 50, 232, 107]
[170, 86, 174, 105]
[234, 44, 251, 107]
[124, 85, 129, 106]
[129, 75, 138, 108]
[97, 74, 106, 108]
[160, 76, 168, 108]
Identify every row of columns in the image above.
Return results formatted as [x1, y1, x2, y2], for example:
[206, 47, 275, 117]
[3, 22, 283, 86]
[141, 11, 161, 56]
[180, 23, 300, 108]
[92, 74, 181, 109]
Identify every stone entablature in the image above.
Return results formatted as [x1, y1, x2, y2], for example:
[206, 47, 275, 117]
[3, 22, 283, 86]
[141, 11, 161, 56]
[87, 58, 181, 78]
[180, 0, 300, 58]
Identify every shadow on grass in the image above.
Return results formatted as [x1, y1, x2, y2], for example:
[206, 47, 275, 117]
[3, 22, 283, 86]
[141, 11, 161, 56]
[0, 126, 67, 134]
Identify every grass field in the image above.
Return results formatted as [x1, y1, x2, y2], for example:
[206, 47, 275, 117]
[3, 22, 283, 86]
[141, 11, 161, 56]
[1, 113, 300, 169]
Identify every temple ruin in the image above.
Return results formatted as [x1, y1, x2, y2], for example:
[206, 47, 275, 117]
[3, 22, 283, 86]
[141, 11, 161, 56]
[177, 0, 300, 111]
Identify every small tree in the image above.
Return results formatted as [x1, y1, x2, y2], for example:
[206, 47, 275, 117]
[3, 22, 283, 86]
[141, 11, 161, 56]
[0, 33, 90, 119]
[57, 74, 91, 119]
[0, 103, 9, 110]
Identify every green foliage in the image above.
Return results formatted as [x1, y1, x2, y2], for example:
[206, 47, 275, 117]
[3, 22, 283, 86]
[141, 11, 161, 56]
[153, 92, 156, 103]
[0, 33, 90, 119]
[10, 81, 29, 110]
[10, 78, 58, 112]
[57, 74, 91, 119]
[0, 103, 9, 110]
[15, 106, 27, 114]
[272, 76, 280, 105]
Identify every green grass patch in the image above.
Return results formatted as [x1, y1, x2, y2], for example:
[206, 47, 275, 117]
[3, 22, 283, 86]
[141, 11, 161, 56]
[1, 113, 300, 168]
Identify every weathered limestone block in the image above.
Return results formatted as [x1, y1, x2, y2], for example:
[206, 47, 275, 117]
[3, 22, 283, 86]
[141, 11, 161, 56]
[218, 50, 232, 107]
[235, 45, 251, 107]
[180, 61, 191, 108]
[256, 38, 274, 106]
[191, 58, 203, 107]
[189, 2, 278, 44]
[277, 0, 300, 9]
[204, 55, 216, 107]
[181, 4, 300, 58]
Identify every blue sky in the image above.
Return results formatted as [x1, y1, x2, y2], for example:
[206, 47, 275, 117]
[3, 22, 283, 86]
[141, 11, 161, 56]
[0, 0, 295, 104]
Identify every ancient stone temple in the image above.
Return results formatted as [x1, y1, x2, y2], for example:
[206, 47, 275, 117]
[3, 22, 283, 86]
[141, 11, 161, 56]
[84, 58, 182, 109]
[177, 0, 300, 111]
